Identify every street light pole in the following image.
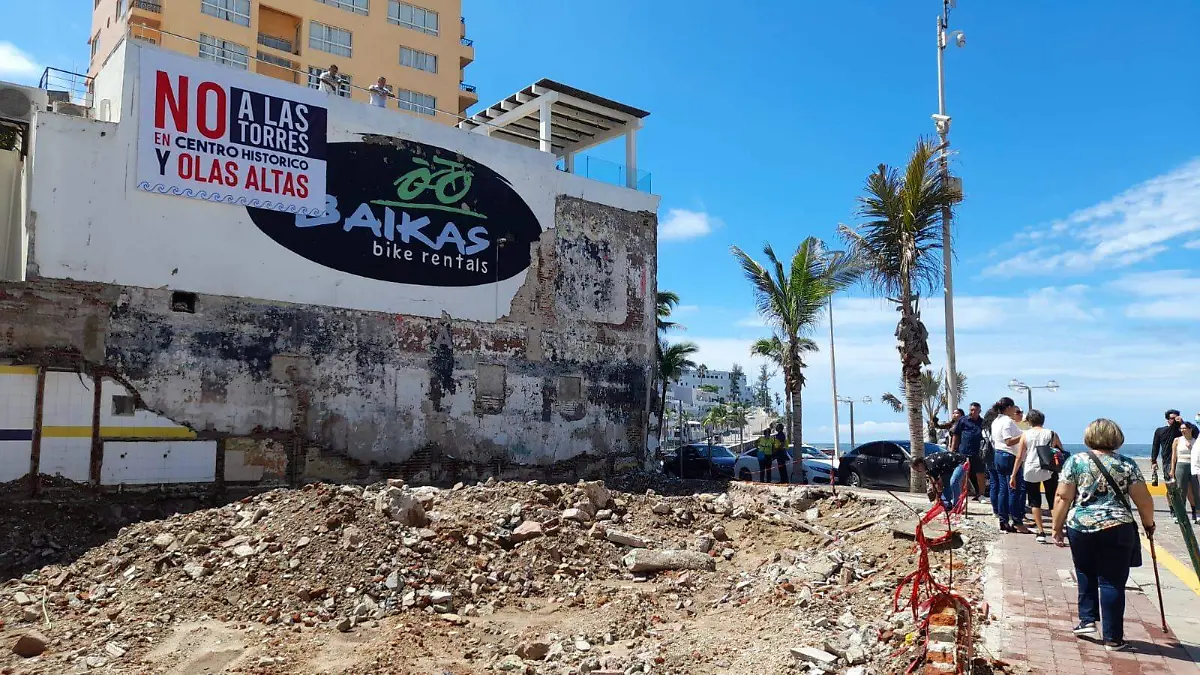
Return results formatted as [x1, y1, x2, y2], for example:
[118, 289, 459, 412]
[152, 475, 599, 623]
[935, 0, 963, 411]
[1008, 379, 1060, 412]
[837, 396, 874, 449]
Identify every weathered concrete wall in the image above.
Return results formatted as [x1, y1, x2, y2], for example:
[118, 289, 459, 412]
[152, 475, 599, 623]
[0, 194, 656, 485]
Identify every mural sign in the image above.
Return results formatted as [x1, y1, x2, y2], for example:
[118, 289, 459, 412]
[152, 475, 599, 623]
[136, 49, 328, 214]
[246, 140, 544, 287]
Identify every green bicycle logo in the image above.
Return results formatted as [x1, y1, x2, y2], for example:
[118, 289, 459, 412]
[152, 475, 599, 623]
[371, 155, 486, 219]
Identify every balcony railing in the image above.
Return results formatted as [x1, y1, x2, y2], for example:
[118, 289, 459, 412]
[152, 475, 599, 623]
[133, 0, 162, 12]
[555, 154, 652, 193]
[459, 82, 476, 93]
[257, 33, 295, 54]
[461, 37, 473, 47]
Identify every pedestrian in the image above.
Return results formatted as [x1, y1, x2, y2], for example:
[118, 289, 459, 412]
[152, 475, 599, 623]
[1010, 409, 1063, 543]
[318, 64, 341, 94]
[912, 451, 968, 511]
[772, 422, 790, 484]
[950, 402, 988, 501]
[368, 76, 393, 107]
[1170, 420, 1200, 524]
[988, 397, 1029, 533]
[1051, 418, 1155, 652]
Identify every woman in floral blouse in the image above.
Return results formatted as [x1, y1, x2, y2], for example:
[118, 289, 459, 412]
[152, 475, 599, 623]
[1051, 419, 1156, 652]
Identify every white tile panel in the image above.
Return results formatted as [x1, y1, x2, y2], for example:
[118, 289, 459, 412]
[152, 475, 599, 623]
[38, 437, 91, 482]
[101, 441, 217, 485]
[0, 372, 37, 431]
[100, 379, 192, 431]
[42, 372, 95, 427]
[0, 443, 30, 482]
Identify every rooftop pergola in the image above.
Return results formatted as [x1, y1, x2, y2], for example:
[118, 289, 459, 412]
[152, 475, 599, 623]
[457, 79, 649, 189]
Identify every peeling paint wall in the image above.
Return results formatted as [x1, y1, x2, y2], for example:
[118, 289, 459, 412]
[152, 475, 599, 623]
[0, 191, 657, 487]
[0, 45, 659, 493]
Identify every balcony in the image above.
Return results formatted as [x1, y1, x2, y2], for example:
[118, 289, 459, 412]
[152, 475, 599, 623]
[132, 0, 161, 13]
[459, 16, 474, 67]
[257, 33, 296, 55]
[458, 81, 478, 114]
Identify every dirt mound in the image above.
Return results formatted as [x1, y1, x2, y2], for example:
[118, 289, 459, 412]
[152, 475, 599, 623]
[0, 478, 994, 674]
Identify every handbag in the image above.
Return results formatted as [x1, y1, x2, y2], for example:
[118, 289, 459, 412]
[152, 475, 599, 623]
[980, 424, 995, 465]
[1083, 452, 1143, 568]
[1034, 431, 1058, 472]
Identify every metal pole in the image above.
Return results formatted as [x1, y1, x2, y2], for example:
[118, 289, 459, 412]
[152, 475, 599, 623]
[1027, 388, 1033, 413]
[937, 2, 960, 412]
[849, 400, 856, 449]
[830, 296, 841, 460]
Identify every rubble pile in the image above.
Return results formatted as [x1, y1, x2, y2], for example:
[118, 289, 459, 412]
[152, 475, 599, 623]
[0, 478, 996, 674]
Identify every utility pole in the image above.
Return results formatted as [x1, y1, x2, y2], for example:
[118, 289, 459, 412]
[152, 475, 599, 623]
[935, 0, 965, 411]
[829, 297, 841, 461]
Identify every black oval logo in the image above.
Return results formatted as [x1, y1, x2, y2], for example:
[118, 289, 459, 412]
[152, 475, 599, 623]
[246, 139, 543, 287]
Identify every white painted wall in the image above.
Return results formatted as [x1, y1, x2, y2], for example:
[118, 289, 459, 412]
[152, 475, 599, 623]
[101, 440, 216, 484]
[0, 369, 35, 482]
[0, 149, 22, 281]
[28, 43, 660, 323]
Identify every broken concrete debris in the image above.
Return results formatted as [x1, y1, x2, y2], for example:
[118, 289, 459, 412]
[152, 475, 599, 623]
[0, 477, 995, 673]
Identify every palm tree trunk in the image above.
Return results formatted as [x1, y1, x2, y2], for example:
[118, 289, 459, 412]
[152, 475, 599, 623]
[905, 365, 926, 492]
[657, 380, 669, 443]
[790, 380, 803, 449]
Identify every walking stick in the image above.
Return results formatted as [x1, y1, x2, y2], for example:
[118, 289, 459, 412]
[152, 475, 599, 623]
[1147, 531, 1169, 634]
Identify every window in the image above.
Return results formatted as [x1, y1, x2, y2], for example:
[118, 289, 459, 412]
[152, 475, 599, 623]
[201, 0, 251, 26]
[115, 0, 125, 19]
[399, 46, 437, 74]
[112, 395, 136, 416]
[309, 21, 352, 57]
[257, 51, 294, 69]
[316, 0, 369, 15]
[558, 376, 582, 401]
[170, 291, 197, 313]
[307, 66, 352, 97]
[90, 32, 100, 59]
[199, 35, 249, 69]
[388, 1, 438, 35]
[396, 89, 435, 116]
[475, 364, 506, 414]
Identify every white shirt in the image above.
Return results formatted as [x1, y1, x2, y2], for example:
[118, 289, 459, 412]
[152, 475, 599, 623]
[1021, 427, 1054, 483]
[368, 84, 390, 107]
[1175, 436, 1197, 466]
[318, 71, 338, 94]
[991, 416, 1020, 456]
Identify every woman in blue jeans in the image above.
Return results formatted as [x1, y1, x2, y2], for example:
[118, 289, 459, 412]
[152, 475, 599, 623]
[988, 397, 1030, 533]
[1052, 418, 1156, 652]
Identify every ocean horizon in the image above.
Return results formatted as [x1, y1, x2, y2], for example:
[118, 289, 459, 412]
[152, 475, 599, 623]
[807, 442, 1154, 458]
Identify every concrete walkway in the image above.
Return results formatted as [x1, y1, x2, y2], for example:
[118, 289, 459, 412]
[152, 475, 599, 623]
[985, 493, 1200, 674]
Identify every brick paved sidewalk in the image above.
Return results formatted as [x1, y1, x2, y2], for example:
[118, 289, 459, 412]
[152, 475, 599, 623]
[988, 527, 1200, 674]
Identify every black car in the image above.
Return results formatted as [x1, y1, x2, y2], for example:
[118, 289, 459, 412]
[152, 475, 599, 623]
[836, 440, 944, 489]
[661, 444, 737, 479]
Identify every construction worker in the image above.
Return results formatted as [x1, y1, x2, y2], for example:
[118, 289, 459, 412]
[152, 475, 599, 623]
[756, 429, 775, 481]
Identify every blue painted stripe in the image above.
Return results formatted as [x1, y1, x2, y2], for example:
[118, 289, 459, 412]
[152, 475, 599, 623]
[0, 429, 34, 441]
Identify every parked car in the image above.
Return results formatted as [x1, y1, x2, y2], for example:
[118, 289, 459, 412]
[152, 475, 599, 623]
[733, 444, 839, 485]
[836, 440, 944, 489]
[661, 443, 737, 479]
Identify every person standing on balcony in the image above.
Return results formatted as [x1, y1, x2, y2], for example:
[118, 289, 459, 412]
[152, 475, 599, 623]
[368, 77, 393, 108]
[318, 65, 341, 95]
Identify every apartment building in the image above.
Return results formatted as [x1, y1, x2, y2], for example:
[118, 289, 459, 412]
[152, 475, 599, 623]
[86, 0, 477, 123]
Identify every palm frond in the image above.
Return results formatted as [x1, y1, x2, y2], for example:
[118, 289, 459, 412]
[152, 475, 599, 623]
[881, 392, 904, 413]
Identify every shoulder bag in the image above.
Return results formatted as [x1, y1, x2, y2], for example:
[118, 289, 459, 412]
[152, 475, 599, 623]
[1083, 452, 1143, 567]
[1033, 430, 1058, 472]
[980, 422, 995, 465]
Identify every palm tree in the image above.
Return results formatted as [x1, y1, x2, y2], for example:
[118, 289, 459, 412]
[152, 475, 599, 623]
[702, 403, 729, 442]
[750, 334, 819, 441]
[656, 340, 699, 443]
[732, 238, 861, 450]
[656, 290, 681, 334]
[726, 401, 749, 451]
[839, 138, 961, 492]
[882, 369, 968, 442]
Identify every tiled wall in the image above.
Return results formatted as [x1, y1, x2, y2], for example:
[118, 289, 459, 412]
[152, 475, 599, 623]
[0, 366, 36, 482]
[0, 365, 213, 486]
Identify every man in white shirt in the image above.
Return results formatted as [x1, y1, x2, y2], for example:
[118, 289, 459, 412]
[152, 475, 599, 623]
[318, 65, 341, 95]
[368, 76, 393, 108]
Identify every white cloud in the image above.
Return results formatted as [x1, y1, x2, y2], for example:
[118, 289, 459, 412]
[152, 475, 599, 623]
[0, 42, 40, 80]
[659, 208, 718, 241]
[673, 304, 699, 314]
[983, 158, 1200, 277]
[1110, 270, 1200, 320]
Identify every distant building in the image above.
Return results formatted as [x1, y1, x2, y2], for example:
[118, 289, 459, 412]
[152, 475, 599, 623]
[673, 369, 752, 405]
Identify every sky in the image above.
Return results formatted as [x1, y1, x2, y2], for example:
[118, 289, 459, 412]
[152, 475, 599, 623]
[2, 1, 1200, 444]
